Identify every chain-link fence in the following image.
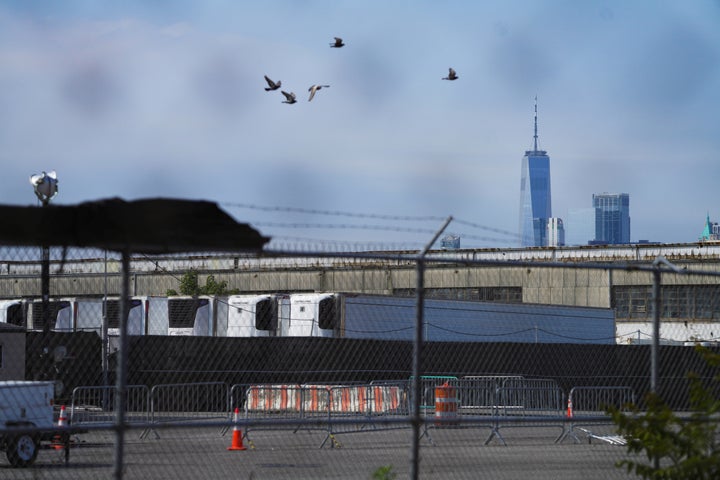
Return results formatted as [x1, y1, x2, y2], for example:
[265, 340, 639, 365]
[1, 244, 719, 479]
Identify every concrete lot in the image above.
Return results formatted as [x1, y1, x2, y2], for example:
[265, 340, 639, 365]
[0, 423, 637, 479]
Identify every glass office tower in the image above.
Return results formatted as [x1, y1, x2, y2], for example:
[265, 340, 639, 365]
[592, 193, 631, 244]
[518, 99, 552, 247]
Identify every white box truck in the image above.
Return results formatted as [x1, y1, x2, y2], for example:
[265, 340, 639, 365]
[0, 381, 56, 467]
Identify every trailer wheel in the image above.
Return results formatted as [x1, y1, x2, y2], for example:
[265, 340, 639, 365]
[7, 434, 38, 468]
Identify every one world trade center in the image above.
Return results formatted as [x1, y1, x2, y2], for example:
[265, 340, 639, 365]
[518, 98, 552, 247]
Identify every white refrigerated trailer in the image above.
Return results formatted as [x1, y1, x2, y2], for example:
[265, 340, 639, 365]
[282, 293, 616, 344]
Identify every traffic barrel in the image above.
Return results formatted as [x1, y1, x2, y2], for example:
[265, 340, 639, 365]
[434, 382, 459, 427]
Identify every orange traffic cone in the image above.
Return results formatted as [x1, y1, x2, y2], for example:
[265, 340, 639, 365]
[227, 407, 246, 451]
[566, 397, 573, 419]
[52, 405, 69, 450]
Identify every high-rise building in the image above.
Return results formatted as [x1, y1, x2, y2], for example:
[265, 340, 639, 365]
[440, 234, 461, 249]
[518, 98, 552, 247]
[546, 217, 565, 247]
[592, 193, 630, 244]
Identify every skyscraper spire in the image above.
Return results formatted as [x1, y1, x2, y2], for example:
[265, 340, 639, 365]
[533, 96, 539, 153]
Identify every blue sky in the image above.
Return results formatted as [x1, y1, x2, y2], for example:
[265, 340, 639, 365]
[1, 1, 719, 249]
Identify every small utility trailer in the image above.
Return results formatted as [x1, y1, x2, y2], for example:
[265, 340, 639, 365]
[0, 381, 60, 467]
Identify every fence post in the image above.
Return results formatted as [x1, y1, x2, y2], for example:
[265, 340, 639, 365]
[650, 256, 682, 395]
[114, 249, 131, 480]
[410, 216, 452, 480]
[651, 268, 661, 394]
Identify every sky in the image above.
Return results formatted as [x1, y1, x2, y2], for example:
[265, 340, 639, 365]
[1, 1, 719, 250]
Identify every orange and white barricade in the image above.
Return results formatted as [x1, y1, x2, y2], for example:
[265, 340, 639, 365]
[246, 384, 301, 413]
[301, 385, 332, 414]
[329, 386, 365, 414]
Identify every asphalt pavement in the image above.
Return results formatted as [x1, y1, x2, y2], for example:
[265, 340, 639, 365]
[0, 423, 637, 479]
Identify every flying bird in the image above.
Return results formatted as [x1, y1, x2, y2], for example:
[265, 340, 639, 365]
[264, 75, 282, 91]
[308, 84, 330, 101]
[442, 68, 458, 80]
[330, 37, 345, 48]
[281, 91, 297, 104]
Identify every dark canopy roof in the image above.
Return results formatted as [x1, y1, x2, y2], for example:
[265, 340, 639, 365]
[0, 198, 269, 254]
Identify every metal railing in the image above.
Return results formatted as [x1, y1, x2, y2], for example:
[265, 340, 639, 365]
[558, 386, 636, 444]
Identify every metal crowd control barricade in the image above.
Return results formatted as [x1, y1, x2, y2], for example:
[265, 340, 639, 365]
[70, 385, 151, 435]
[436, 376, 527, 441]
[300, 384, 339, 448]
[409, 376, 457, 444]
[146, 382, 229, 439]
[409, 376, 457, 418]
[223, 384, 251, 436]
[558, 386, 635, 444]
[365, 381, 409, 419]
[238, 383, 411, 449]
[240, 384, 325, 446]
[485, 378, 565, 446]
[228, 384, 251, 414]
[457, 376, 525, 415]
[326, 382, 409, 442]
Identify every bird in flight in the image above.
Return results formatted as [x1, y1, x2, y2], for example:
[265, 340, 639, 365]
[442, 68, 458, 81]
[264, 75, 282, 91]
[330, 37, 344, 48]
[281, 91, 297, 104]
[308, 84, 330, 101]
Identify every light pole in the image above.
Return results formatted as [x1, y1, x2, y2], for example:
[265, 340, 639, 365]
[29, 171, 58, 337]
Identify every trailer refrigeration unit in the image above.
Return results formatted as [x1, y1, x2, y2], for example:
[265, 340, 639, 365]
[0, 299, 73, 331]
[0, 381, 57, 467]
[167, 296, 216, 336]
[75, 296, 170, 337]
[74, 297, 145, 336]
[0, 300, 25, 327]
[284, 293, 338, 337]
[224, 294, 289, 337]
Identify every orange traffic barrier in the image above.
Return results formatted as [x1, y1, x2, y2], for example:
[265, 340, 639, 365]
[434, 382, 458, 427]
[227, 407, 246, 451]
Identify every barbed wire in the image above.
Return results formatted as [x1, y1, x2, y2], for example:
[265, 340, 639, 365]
[222, 202, 449, 222]
[222, 201, 521, 247]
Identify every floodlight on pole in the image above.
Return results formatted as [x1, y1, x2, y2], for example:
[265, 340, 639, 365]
[30, 171, 58, 340]
[30, 171, 59, 206]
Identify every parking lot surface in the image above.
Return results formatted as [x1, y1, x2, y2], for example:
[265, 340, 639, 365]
[0, 423, 636, 479]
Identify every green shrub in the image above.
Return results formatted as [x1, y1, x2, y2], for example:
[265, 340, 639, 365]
[609, 347, 720, 479]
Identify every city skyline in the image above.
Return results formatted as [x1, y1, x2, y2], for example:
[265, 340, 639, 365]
[0, 2, 719, 249]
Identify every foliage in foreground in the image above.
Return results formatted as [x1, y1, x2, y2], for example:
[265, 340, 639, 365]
[609, 347, 720, 479]
[371, 465, 397, 480]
